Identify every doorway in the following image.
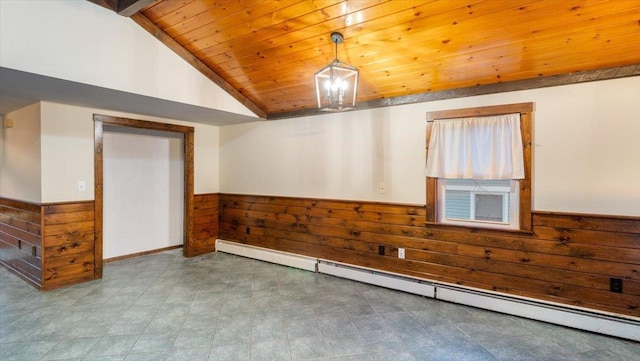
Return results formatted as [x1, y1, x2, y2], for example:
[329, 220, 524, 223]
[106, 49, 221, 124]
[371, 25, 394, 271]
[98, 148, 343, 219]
[103, 125, 184, 259]
[93, 114, 195, 278]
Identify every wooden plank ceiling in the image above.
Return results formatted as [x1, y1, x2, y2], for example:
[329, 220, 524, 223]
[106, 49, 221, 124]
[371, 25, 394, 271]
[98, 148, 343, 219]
[134, 0, 640, 118]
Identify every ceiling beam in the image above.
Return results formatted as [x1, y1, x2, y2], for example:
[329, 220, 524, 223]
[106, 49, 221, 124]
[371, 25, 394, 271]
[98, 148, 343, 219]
[86, 0, 118, 12]
[267, 64, 640, 120]
[117, 0, 157, 17]
[87, 0, 156, 17]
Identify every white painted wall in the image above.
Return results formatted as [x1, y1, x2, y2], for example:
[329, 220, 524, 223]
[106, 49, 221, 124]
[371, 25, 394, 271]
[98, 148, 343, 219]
[0, 0, 256, 118]
[40, 102, 95, 202]
[220, 76, 640, 217]
[0, 103, 41, 203]
[103, 127, 183, 259]
[40, 101, 219, 203]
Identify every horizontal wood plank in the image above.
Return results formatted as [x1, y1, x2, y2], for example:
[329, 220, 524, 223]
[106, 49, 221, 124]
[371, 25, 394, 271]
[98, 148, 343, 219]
[0, 198, 41, 214]
[44, 230, 95, 247]
[44, 240, 94, 258]
[43, 221, 95, 237]
[0, 205, 41, 224]
[0, 223, 41, 246]
[44, 210, 94, 225]
[43, 262, 94, 283]
[43, 202, 94, 215]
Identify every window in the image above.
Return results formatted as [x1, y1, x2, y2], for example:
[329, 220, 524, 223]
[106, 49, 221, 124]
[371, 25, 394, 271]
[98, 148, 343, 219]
[425, 103, 533, 232]
[438, 179, 519, 229]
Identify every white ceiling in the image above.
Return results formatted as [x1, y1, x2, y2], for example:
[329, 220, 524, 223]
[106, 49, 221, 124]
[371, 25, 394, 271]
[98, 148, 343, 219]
[0, 67, 261, 126]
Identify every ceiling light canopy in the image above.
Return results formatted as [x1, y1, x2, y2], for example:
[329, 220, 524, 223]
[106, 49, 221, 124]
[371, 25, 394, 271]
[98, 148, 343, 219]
[314, 32, 359, 112]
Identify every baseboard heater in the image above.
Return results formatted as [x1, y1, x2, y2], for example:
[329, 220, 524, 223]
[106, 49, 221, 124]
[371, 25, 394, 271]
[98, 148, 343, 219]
[435, 283, 639, 341]
[318, 260, 435, 297]
[214, 239, 639, 341]
[215, 239, 317, 272]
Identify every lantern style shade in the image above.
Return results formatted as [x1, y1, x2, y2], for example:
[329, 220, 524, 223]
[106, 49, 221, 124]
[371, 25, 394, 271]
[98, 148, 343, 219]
[314, 32, 359, 111]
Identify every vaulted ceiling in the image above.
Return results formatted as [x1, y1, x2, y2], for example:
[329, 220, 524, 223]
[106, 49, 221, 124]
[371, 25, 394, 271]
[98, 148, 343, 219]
[95, 0, 640, 119]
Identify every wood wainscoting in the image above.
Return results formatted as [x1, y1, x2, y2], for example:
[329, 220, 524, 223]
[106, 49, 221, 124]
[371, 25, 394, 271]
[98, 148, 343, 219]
[42, 201, 96, 289]
[219, 194, 640, 318]
[0, 197, 97, 290]
[2, 193, 220, 289]
[0, 198, 42, 287]
[191, 193, 219, 256]
[2, 193, 219, 289]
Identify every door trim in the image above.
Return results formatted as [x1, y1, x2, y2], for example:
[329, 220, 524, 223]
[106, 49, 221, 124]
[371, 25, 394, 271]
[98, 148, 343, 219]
[93, 114, 195, 279]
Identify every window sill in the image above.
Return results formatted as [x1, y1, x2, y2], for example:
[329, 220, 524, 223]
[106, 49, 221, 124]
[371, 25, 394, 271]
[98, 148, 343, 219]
[423, 221, 534, 236]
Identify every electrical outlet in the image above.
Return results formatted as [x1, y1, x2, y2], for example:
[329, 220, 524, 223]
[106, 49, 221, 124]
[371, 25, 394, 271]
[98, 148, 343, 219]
[379, 182, 386, 194]
[398, 248, 405, 259]
[378, 245, 385, 255]
[610, 278, 623, 293]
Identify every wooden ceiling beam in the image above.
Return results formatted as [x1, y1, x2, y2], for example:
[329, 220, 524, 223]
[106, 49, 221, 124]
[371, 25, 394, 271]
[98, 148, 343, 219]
[118, 0, 158, 17]
[267, 64, 640, 120]
[87, 0, 118, 12]
[87, 0, 158, 17]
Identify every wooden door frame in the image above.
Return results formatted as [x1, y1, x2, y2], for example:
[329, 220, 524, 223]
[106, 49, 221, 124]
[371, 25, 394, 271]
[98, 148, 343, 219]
[93, 114, 195, 279]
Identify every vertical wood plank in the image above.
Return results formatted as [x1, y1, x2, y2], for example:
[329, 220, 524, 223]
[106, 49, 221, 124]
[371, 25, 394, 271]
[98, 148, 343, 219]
[425, 120, 436, 223]
[519, 110, 533, 231]
[94, 116, 104, 279]
[183, 130, 196, 257]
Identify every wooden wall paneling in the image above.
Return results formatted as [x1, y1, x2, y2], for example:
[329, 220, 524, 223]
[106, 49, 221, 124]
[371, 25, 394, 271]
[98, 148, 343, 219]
[533, 226, 640, 249]
[222, 194, 639, 264]
[0, 198, 43, 288]
[41, 201, 96, 289]
[222, 201, 423, 226]
[191, 193, 219, 256]
[219, 193, 640, 317]
[533, 211, 640, 234]
[456, 243, 639, 281]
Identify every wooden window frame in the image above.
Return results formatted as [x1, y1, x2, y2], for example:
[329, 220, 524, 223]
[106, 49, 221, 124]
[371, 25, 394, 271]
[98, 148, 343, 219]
[425, 102, 534, 232]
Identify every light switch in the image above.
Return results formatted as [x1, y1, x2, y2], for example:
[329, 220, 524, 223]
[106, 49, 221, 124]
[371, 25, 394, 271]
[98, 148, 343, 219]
[77, 181, 86, 192]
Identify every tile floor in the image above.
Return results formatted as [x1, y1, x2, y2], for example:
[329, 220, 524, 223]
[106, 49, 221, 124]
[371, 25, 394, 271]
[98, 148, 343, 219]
[0, 249, 638, 361]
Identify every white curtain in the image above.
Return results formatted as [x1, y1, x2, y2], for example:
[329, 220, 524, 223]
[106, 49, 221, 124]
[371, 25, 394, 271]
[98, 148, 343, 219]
[425, 113, 524, 179]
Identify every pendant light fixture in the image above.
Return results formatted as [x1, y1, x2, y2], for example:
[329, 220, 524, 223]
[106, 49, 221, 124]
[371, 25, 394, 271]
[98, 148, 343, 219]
[314, 32, 359, 111]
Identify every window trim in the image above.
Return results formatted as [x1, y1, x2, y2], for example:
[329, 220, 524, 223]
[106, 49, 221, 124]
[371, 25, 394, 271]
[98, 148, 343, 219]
[425, 103, 533, 232]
